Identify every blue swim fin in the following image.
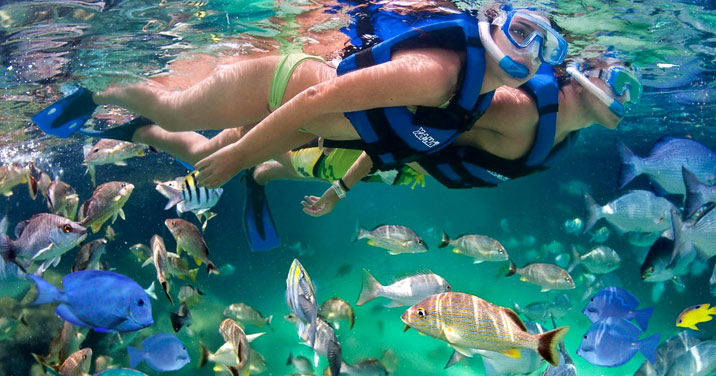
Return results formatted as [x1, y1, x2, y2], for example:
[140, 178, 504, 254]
[243, 169, 280, 251]
[31, 87, 97, 138]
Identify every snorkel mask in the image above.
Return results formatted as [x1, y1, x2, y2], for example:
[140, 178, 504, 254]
[479, 8, 568, 79]
[566, 62, 642, 118]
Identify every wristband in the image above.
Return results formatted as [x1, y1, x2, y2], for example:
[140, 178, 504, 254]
[338, 178, 350, 192]
[332, 180, 347, 199]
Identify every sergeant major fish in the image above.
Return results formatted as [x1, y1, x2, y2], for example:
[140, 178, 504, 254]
[83, 139, 147, 186]
[354, 224, 427, 255]
[356, 268, 451, 307]
[439, 232, 508, 263]
[401, 292, 569, 367]
[79, 181, 134, 234]
[155, 172, 222, 231]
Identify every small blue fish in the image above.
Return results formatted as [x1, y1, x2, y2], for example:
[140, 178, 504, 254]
[577, 317, 659, 367]
[27, 270, 153, 332]
[583, 286, 654, 331]
[128, 333, 190, 372]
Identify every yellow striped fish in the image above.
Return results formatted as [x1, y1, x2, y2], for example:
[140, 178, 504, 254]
[401, 292, 569, 366]
[155, 171, 222, 231]
[286, 259, 318, 348]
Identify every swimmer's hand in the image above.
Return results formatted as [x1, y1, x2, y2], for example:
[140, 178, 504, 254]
[194, 146, 242, 188]
[301, 187, 339, 217]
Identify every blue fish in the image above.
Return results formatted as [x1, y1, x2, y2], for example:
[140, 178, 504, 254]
[27, 270, 153, 332]
[577, 317, 659, 367]
[583, 286, 654, 331]
[127, 333, 191, 372]
[618, 138, 716, 195]
[94, 368, 149, 375]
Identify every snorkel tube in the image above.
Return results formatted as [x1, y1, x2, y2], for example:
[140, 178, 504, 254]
[566, 63, 626, 118]
[478, 14, 530, 79]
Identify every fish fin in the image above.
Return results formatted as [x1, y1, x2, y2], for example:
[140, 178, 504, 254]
[536, 326, 569, 366]
[567, 245, 581, 273]
[388, 250, 400, 255]
[90, 222, 102, 234]
[176, 274, 185, 280]
[617, 139, 640, 189]
[161, 281, 174, 305]
[113, 161, 127, 166]
[2, 192, 11, 197]
[639, 333, 660, 364]
[649, 179, 670, 197]
[170, 312, 182, 332]
[199, 343, 210, 368]
[439, 232, 450, 248]
[367, 240, 376, 247]
[189, 268, 198, 283]
[118, 208, 125, 220]
[144, 281, 157, 300]
[86, 165, 96, 186]
[444, 350, 466, 369]
[27, 275, 62, 305]
[633, 307, 655, 332]
[583, 191, 602, 233]
[540, 287, 551, 292]
[164, 195, 182, 211]
[327, 339, 342, 376]
[383, 301, 403, 308]
[483, 359, 499, 376]
[55, 304, 90, 329]
[141, 257, 153, 268]
[448, 344, 474, 358]
[505, 260, 517, 277]
[207, 261, 219, 275]
[444, 327, 463, 345]
[682, 166, 710, 219]
[246, 332, 265, 343]
[194, 257, 202, 266]
[137, 149, 145, 157]
[31, 244, 54, 260]
[502, 307, 528, 332]
[500, 348, 522, 359]
[175, 245, 181, 256]
[127, 346, 144, 368]
[472, 259, 484, 264]
[356, 268, 383, 306]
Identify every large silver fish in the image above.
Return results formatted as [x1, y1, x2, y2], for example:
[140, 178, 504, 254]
[401, 292, 569, 367]
[584, 190, 675, 233]
[439, 232, 509, 263]
[635, 331, 701, 376]
[83, 139, 146, 186]
[79, 181, 134, 234]
[356, 268, 451, 307]
[665, 340, 716, 376]
[507, 261, 575, 292]
[286, 259, 318, 348]
[0, 213, 86, 274]
[355, 224, 427, 255]
[673, 205, 716, 260]
[155, 171, 222, 231]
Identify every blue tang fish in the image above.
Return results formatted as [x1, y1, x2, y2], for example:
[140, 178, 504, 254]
[127, 333, 191, 372]
[577, 317, 659, 367]
[27, 270, 153, 332]
[583, 286, 654, 331]
[94, 369, 149, 375]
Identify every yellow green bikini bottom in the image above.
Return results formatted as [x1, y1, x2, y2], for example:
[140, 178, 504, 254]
[268, 53, 327, 112]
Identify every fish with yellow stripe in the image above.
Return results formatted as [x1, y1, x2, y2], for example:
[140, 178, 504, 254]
[401, 292, 569, 367]
[155, 171, 222, 231]
[286, 259, 318, 348]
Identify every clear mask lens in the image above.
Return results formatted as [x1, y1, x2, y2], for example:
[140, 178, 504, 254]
[502, 12, 568, 65]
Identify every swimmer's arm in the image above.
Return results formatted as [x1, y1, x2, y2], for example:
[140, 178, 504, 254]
[302, 151, 373, 217]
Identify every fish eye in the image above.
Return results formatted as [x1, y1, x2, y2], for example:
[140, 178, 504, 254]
[564, 277, 571, 282]
[678, 319, 682, 323]
[62, 224, 72, 233]
[446, 284, 452, 291]
[590, 298, 594, 302]
[417, 239, 423, 244]
[138, 299, 144, 307]
[417, 308, 426, 318]
[121, 183, 127, 187]
[93, 148, 99, 152]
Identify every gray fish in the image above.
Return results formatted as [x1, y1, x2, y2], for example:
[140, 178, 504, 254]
[71, 238, 107, 272]
[164, 218, 219, 275]
[59, 348, 92, 376]
[46, 179, 79, 220]
[129, 243, 151, 263]
[439, 232, 508, 263]
[641, 232, 694, 287]
[683, 167, 716, 218]
[83, 139, 146, 186]
[149, 235, 173, 305]
[619, 138, 716, 195]
[219, 318, 250, 374]
[514, 293, 572, 323]
[178, 285, 203, 307]
[332, 358, 389, 376]
[507, 261, 575, 292]
[223, 302, 272, 328]
[356, 268, 451, 307]
[635, 331, 701, 376]
[665, 340, 716, 376]
[287, 353, 314, 373]
[673, 204, 716, 259]
[355, 224, 427, 255]
[568, 245, 621, 274]
[170, 303, 192, 332]
[0, 213, 87, 274]
[79, 181, 134, 234]
[286, 259, 318, 348]
[299, 316, 342, 376]
[319, 297, 355, 330]
[0, 163, 36, 199]
[584, 190, 675, 234]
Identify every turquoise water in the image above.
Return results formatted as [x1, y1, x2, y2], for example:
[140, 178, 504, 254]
[1, 0, 716, 375]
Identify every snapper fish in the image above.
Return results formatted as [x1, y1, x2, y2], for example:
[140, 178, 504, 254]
[356, 268, 451, 307]
[83, 139, 147, 186]
[507, 261, 575, 292]
[439, 232, 509, 263]
[78, 181, 134, 234]
[568, 245, 621, 274]
[584, 190, 675, 234]
[223, 302, 273, 328]
[618, 137, 716, 196]
[155, 172, 222, 231]
[402, 292, 569, 367]
[354, 224, 427, 255]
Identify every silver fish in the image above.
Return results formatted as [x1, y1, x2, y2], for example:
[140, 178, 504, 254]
[0, 213, 87, 274]
[507, 261, 575, 292]
[71, 238, 107, 272]
[0, 163, 36, 199]
[83, 139, 146, 185]
[46, 179, 79, 220]
[155, 172, 222, 231]
[223, 302, 273, 328]
[299, 317, 342, 376]
[636, 331, 701, 376]
[129, 243, 151, 263]
[319, 297, 355, 330]
[149, 234, 174, 305]
[513, 293, 572, 323]
[439, 232, 508, 263]
[355, 224, 427, 255]
[584, 190, 675, 233]
[286, 259, 318, 348]
[333, 358, 389, 376]
[568, 245, 621, 274]
[219, 319, 249, 374]
[79, 181, 134, 234]
[356, 268, 451, 307]
[59, 348, 92, 376]
[673, 205, 716, 259]
[665, 340, 716, 376]
[683, 167, 716, 218]
[287, 353, 314, 373]
[178, 285, 203, 307]
[164, 218, 219, 275]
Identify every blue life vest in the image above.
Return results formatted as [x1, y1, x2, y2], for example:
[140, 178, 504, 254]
[418, 65, 577, 188]
[335, 12, 494, 169]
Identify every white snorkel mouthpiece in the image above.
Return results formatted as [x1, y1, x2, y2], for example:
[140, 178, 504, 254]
[566, 63, 626, 118]
[478, 15, 530, 79]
